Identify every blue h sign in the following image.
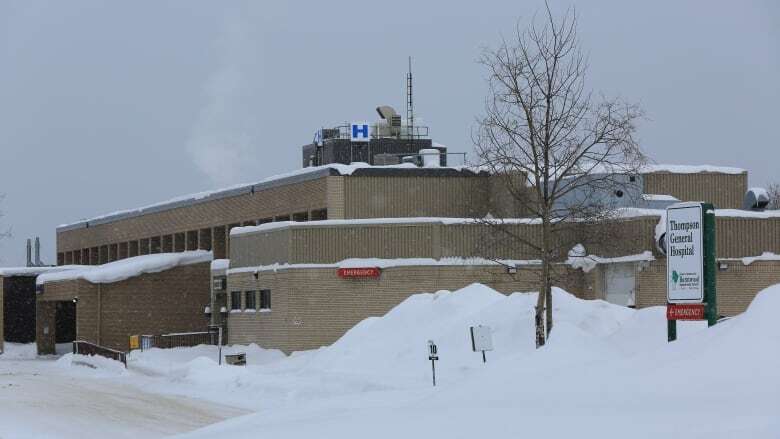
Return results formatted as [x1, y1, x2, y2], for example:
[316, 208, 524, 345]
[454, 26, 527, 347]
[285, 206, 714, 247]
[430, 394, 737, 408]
[351, 123, 370, 142]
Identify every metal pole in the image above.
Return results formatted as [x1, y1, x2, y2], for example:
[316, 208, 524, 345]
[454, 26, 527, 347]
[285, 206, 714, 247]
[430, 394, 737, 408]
[218, 326, 223, 366]
[668, 319, 677, 342]
[482, 351, 486, 363]
[431, 359, 436, 387]
[702, 203, 718, 327]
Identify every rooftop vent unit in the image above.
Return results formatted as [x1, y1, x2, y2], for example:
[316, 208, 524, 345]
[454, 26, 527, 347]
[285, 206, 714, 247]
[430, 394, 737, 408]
[376, 105, 401, 127]
[375, 105, 402, 137]
[743, 187, 770, 211]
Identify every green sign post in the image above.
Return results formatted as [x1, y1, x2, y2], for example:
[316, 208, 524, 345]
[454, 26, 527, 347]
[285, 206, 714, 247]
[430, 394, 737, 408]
[666, 202, 717, 342]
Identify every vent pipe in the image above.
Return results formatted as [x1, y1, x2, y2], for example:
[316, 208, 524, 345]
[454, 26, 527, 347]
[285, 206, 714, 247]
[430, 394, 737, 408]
[26, 239, 33, 267]
[34, 237, 42, 266]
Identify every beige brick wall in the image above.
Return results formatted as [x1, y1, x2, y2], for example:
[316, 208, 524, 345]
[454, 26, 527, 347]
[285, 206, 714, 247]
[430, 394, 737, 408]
[57, 178, 330, 254]
[642, 172, 747, 209]
[226, 271, 290, 351]
[226, 264, 585, 353]
[230, 217, 662, 268]
[716, 217, 780, 258]
[37, 262, 210, 352]
[635, 259, 780, 316]
[342, 175, 490, 219]
[326, 176, 346, 220]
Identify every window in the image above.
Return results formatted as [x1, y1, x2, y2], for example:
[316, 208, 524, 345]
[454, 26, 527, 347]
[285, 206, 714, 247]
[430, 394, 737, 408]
[259, 289, 271, 310]
[245, 291, 257, 310]
[292, 212, 309, 222]
[230, 291, 241, 310]
[310, 208, 328, 221]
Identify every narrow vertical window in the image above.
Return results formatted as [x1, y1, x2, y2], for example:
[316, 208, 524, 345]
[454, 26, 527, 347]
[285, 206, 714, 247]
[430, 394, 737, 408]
[259, 289, 271, 310]
[230, 291, 241, 310]
[245, 291, 256, 311]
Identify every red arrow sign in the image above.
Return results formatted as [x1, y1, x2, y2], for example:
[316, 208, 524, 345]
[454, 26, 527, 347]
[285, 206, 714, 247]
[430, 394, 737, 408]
[667, 304, 705, 320]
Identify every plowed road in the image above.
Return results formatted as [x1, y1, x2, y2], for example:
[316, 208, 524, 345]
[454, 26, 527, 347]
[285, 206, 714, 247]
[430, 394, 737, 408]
[0, 358, 246, 439]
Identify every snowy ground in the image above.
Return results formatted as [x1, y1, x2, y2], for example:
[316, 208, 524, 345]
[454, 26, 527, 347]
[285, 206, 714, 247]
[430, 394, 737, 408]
[0, 344, 246, 438]
[1, 283, 779, 438]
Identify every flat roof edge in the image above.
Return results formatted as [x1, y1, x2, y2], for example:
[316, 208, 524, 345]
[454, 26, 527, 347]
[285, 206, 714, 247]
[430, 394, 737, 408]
[56, 166, 484, 233]
[57, 168, 338, 232]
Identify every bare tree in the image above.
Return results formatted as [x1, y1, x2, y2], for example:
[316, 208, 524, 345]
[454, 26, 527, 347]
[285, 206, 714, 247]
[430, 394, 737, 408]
[767, 183, 780, 210]
[474, 4, 645, 348]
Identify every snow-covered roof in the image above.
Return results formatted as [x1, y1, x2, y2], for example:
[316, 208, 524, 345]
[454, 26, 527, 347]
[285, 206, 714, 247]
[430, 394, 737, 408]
[211, 259, 230, 271]
[37, 251, 213, 285]
[739, 252, 780, 265]
[566, 244, 655, 273]
[228, 257, 542, 275]
[715, 209, 780, 219]
[57, 163, 480, 232]
[0, 265, 87, 277]
[640, 194, 679, 202]
[230, 217, 545, 237]
[641, 164, 746, 174]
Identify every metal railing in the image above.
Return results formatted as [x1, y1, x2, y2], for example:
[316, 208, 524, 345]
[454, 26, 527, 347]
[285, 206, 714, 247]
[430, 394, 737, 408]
[322, 123, 430, 140]
[139, 330, 219, 351]
[73, 340, 127, 367]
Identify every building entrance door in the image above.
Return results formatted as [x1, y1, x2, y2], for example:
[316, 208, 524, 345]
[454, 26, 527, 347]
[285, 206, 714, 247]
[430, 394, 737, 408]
[604, 263, 636, 307]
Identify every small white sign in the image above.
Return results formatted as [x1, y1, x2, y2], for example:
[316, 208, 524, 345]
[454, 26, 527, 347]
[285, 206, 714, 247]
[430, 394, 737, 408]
[470, 325, 493, 352]
[427, 340, 438, 360]
[350, 122, 370, 142]
[666, 203, 704, 303]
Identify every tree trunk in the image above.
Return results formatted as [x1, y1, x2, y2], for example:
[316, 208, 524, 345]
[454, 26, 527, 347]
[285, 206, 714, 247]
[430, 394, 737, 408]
[545, 276, 553, 337]
[536, 216, 553, 348]
[535, 296, 546, 348]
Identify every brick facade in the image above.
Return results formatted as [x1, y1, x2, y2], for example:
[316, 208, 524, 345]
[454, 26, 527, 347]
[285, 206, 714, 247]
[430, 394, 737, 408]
[36, 262, 211, 354]
[636, 259, 780, 316]
[642, 171, 747, 209]
[225, 264, 587, 353]
[56, 169, 498, 264]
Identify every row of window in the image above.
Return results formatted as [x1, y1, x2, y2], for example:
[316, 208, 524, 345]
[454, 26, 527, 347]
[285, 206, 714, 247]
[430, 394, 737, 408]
[231, 290, 271, 311]
[59, 208, 328, 266]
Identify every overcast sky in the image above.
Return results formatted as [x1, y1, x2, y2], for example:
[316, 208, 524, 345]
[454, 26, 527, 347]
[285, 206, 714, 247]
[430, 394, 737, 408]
[0, 0, 778, 265]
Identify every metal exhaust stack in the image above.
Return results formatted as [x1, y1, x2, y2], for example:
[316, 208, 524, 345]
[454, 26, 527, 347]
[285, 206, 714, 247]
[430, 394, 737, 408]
[26, 239, 33, 267]
[34, 237, 42, 266]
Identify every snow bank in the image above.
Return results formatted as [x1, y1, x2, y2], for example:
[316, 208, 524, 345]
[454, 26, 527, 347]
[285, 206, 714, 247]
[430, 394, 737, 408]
[56, 353, 129, 376]
[295, 284, 635, 384]
[0, 342, 38, 359]
[37, 251, 212, 285]
[129, 343, 286, 375]
[175, 283, 780, 439]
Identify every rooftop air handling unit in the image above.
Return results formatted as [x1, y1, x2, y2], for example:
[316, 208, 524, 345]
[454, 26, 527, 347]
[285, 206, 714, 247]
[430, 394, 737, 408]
[743, 187, 770, 211]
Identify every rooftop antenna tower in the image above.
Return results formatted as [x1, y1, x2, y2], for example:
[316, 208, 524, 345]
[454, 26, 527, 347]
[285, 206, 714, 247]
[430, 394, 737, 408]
[406, 56, 414, 148]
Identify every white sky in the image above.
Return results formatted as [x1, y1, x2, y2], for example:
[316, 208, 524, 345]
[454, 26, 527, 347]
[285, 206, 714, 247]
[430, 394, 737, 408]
[0, 0, 778, 265]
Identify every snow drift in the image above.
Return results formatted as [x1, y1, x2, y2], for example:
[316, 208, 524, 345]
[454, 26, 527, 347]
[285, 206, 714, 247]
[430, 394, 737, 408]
[173, 283, 780, 439]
